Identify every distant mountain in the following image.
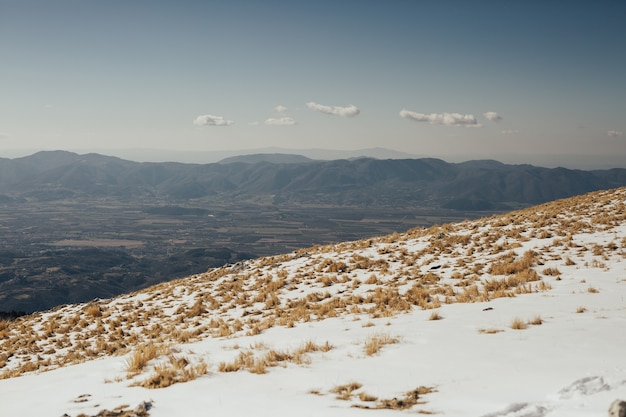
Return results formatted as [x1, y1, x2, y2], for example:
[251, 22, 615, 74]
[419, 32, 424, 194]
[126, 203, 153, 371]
[1, 151, 626, 209]
[218, 153, 315, 164]
[19, 147, 421, 164]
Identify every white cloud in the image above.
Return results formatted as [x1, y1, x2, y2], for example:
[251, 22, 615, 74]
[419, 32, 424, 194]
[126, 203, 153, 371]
[193, 114, 233, 126]
[264, 117, 296, 126]
[607, 130, 623, 137]
[483, 111, 502, 121]
[399, 109, 482, 127]
[501, 129, 520, 135]
[262, 105, 296, 126]
[306, 102, 360, 117]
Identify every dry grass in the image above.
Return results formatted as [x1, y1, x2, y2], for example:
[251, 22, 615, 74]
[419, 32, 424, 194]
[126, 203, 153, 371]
[353, 386, 437, 411]
[576, 306, 587, 313]
[74, 401, 152, 417]
[510, 317, 528, 330]
[217, 340, 333, 374]
[428, 311, 443, 321]
[478, 328, 504, 334]
[2, 187, 624, 381]
[542, 267, 561, 276]
[564, 257, 576, 266]
[125, 343, 167, 375]
[84, 303, 103, 318]
[358, 392, 378, 402]
[331, 382, 363, 400]
[324, 381, 437, 412]
[364, 333, 399, 356]
[135, 355, 208, 389]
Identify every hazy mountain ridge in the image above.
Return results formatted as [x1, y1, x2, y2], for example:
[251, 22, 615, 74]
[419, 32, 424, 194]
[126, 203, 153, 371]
[1, 151, 625, 208]
[0, 187, 624, 416]
[218, 153, 316, 164]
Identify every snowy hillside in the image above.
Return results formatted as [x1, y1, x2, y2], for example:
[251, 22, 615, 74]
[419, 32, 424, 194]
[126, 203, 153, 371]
[1, 188, 625, 417]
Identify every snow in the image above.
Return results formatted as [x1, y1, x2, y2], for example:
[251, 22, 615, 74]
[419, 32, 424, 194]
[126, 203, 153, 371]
[1, 188, 625, 417]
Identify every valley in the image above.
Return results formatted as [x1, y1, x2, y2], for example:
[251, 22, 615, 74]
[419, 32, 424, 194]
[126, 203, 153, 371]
[2, 150, 625, 314]
[0, 197, 482, 313]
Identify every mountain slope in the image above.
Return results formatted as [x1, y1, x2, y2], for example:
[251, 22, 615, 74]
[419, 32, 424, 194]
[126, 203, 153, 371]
[1, 187, 625, 416]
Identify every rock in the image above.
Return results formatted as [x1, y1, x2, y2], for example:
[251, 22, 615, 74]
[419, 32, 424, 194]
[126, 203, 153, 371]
[135, 400, 153, 413]
[609, 400, 626, 417]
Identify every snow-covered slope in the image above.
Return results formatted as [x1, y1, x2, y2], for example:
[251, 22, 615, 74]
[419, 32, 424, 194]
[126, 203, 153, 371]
[1, 188, 625, 417]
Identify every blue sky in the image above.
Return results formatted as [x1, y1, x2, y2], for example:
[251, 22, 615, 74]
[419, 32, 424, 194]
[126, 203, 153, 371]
[1, 1, 625, 166]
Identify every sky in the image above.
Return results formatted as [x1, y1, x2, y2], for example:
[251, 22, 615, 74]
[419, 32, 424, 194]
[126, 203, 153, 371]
[1, 1, 625, 166]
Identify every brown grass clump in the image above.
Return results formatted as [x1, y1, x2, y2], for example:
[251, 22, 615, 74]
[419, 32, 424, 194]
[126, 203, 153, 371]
[135, 355, 208, 389]
[587, 286, 600, 293]
[428, 311, 443, 321]
[478, 328, 504, 334]
[510, 317, 528, 330]
[375, 387, 435, 410]
[331, 382, 363, 400]
[488, 250, 537, 276]
[353, 386, 437, 411]
[186, 299, 206, 318]
[358, 392, 378, 402]
[364, 333, 399, 356]
[125, 343, 167, 375]
[576, 306, 587, 313]
[84, 304, 103, 318]
[0, 320, 9, 339]
[542, 267, 561, 276]
[528, 315, 543, 325]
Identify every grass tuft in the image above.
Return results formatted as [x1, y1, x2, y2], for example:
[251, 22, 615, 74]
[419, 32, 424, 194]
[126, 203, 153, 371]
[364, 333, 399, 356]
[510, 317, 528, 330]
[428, 311, 443, 321]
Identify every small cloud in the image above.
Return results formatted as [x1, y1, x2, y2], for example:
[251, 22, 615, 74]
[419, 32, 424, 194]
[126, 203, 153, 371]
[275, 105, 288, 115]
[483, 111, 502, 122]
[265, 117, 296, 126]
[607, 130, 623, 137]
[193, 114, 233, 126]
[400, 109, 482, 128]
[306, 101, 360, 117]
[501, 130, 520, 135]
[263, 105, 296, 126]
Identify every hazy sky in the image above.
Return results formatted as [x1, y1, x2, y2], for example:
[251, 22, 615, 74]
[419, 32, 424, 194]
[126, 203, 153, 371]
[1, 1, 625, 165]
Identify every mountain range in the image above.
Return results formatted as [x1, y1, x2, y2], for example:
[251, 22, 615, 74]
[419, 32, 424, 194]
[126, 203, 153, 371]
[1, 150, 626, 210]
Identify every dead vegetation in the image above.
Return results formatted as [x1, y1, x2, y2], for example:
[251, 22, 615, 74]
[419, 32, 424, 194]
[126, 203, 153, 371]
[327, 382, 437, 412]
[363, 333, 399, 356]
[134, 355, 208, 389]
[73, 401, 152, 417]
[217, 340, 333, 374]
[1, 187, 624, 386]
